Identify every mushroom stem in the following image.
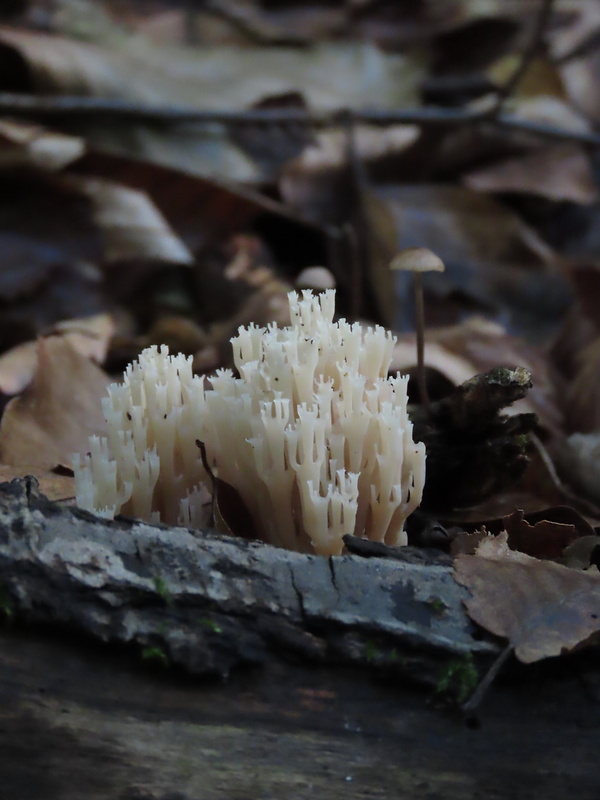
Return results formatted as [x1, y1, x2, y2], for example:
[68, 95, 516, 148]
[413, 271, 431, 415]
[389, 247, 445, 417]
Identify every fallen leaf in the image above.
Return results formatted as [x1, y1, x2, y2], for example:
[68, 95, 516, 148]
[563, 537, 600, 571]
[66, 176, 194, 265]
[0, 27, 423, 182]
[196, 440, 257, 542]
[69, 149, 325, 257]
[390, 340, 476, 387]
[502, 508, 579, 559]
[281, 123, 420, 174]
[449, 503, 598, 552]
[0, 465, 74, 502]
[51, 314, 115, 363]
[511, 505, 597, 539]
[0, 175, 101, 305]
[559, 432, 600, 506]
[489, 53, 565, 98]
[0, 341, 39, 395]
[559, 48, 600, 126]
[0, 314, 114, 395]
[393, 316, 563, 438]
[0, 118, 85, 171]
[548, 0, 600, 62]
[463, 143, 598, 205]
[511, 95, 592, 136]
[455, 533, 600, 663]
[0, 337, 110, 468]
[451, 529, 489, 556]
[563, 335, 600, 434]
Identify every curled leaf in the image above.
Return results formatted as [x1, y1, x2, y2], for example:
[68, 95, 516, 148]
[455, 534, 600, 663]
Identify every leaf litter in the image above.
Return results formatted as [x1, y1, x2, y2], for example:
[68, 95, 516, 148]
[455, 532, 600, 664]
[1, 0, 600, 685]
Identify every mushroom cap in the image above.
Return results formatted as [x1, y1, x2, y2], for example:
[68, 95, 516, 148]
[295, 266, 336, 291]
[390, 247, 445, 273]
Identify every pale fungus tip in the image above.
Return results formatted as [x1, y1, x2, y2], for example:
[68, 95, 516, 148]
[390, 247, 445, 273]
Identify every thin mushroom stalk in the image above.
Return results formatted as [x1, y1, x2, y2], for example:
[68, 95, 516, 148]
[390, 247, 445, 415]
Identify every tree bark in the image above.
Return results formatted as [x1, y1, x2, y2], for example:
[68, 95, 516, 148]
[1, 477, 600, 799]
[0, 477, 497, 683]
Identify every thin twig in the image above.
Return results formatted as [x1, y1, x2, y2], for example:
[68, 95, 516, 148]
[1, 92, 600, 148]
[0, 92, 486, 124]
[342, 222, 362, 320]
[343, 111, 369, 320]
[492, 0, 556, 113]
[462, 643, 514, 717]
[530, 433, 600, 519]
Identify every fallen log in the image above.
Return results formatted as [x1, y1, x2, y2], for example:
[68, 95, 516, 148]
[3, 478, 600, 800]
[0, 476, 497, 687]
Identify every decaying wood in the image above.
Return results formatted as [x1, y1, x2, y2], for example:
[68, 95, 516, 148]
[2, 463, 600, 800]
[413, 366, 537, 510]
[0, 477, 498, 686]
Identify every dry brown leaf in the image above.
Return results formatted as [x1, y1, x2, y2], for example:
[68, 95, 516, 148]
[393, 316, 563, 438]
[0, 465, 74, 502]
[451, 529, 490, 556]
[0, 26, 420, 112]
[455, 533, 600, 663]
[375, 183, 569, 340]
[0, 118, 85, 171]
[0, 175, 102, 307]
[378, 183, 554, 269]
[487, 54, 567, 100]
[435, 317, 563, 436]
[511, 95, 592, 135]
[0, 27, 423, 182]
[0, 341, 39, 395]
[548, 0, 600, 62]
[502, 508, 579, 559]
[463, 143, 598, 205]
[0, 314, 115, 395]
[560, 432, 600, 506]
[0, 337, 110, 469]
[146, 316, 206, 357]
[284, 124, 420, 173]
[51, 314, 115, 363]
[563, 537, 600, 571]
[559, 49, 600, 126]
[68, 149, 324, 259]
[66, 177, 194, 265]
[563, 336, 600, 434]
[390, 340, 475, 386]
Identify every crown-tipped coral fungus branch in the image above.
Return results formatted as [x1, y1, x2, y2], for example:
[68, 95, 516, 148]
[75, 289, 426, 556]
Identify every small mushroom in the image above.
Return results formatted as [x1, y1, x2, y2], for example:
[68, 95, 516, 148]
[295, 266, 336, 292]
[390, 247, 445, 415]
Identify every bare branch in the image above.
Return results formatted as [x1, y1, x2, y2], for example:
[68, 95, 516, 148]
[492, 0, 556, 112]
[0, 89, 599, 148]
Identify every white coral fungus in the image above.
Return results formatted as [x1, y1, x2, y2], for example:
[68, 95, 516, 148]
[75, 290, 426, 555]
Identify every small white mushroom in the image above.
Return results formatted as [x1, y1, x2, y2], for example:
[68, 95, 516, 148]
[295, 266, 336, 292]
[390, 247, 445, 414]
